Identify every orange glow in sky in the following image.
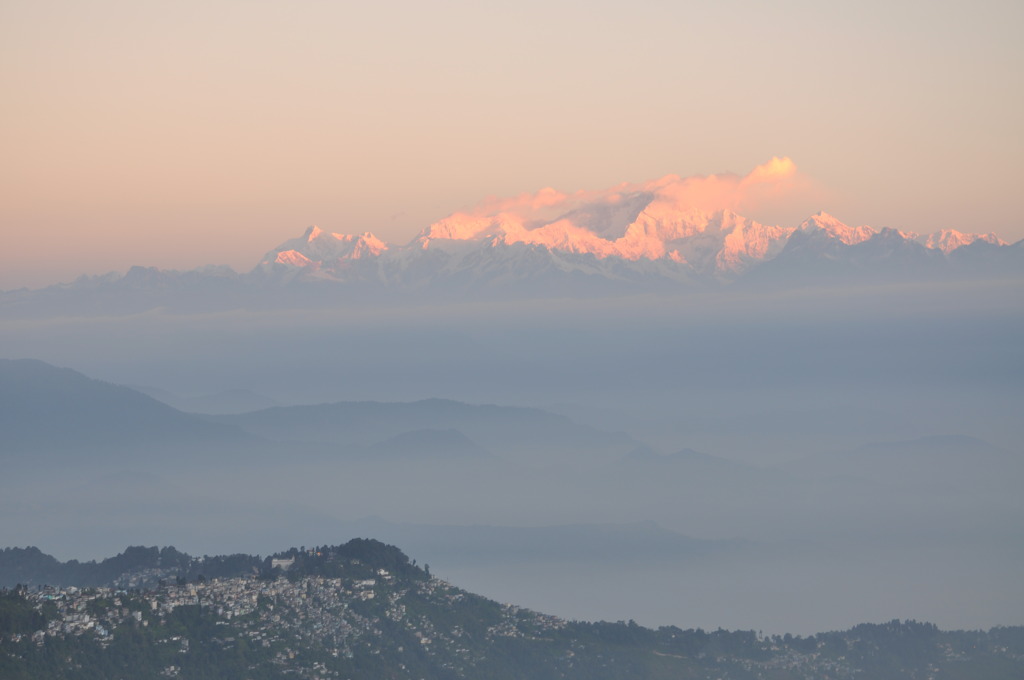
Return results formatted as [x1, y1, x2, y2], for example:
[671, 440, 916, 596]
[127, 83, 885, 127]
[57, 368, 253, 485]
[1, 1, 1022, 288]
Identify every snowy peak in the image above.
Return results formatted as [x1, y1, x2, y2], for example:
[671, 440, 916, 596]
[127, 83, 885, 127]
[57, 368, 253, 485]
[798, 212, 876, 245]
[918, 229, 1005, 254]
[260, 226, 388, 272]
[420, 214, 505, 243]
[414, 190, 795, 276]
[795, 214, 1007, 255]
[274, 250, 314, 268]
[711, 211, 796, 273]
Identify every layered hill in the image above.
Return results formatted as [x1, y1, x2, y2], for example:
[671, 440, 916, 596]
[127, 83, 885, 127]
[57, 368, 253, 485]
[3, 359, 1023, 635]
[0, 359, 638, 469]
[209, 398, 639, 466]
[0, 359, 250, 457]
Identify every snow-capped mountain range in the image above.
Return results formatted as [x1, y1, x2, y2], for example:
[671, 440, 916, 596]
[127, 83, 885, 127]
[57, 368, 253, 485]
[250, 167, 1016, 290]
[3, 171, 1022, 315]
[257, 205, 1009, 286]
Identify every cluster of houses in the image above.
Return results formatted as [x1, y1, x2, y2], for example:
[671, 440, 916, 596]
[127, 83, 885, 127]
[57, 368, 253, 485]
[9, 560, 569, 678]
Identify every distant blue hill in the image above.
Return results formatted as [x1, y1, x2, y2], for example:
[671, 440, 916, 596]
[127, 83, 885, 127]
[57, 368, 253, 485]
[0, 358, 251, 456]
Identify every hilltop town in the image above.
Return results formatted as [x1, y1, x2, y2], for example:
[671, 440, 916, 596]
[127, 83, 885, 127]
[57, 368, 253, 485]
[2, 539, 1023, 680]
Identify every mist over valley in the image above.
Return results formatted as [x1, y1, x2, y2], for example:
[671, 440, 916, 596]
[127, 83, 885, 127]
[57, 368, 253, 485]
[2, 264, 1022, 635]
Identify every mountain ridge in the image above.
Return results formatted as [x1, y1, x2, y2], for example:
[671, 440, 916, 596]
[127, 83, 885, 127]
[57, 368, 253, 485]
[256, 207, 1016, 285]
[0, 359, 252, 456]
[3, 192, 1021, 315]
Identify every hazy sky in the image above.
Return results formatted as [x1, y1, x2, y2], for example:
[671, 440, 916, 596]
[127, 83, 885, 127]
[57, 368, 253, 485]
[2, 0, 1022, 289]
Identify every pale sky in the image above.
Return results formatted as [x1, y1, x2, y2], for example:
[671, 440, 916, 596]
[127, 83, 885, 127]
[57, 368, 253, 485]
[2, 0, 1022, 289]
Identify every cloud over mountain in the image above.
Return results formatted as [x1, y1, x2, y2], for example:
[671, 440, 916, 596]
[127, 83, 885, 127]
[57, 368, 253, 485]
[2, 159, 1019, 316]
[249, 159, 1016, 290]
[417, 157, 813, 265]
